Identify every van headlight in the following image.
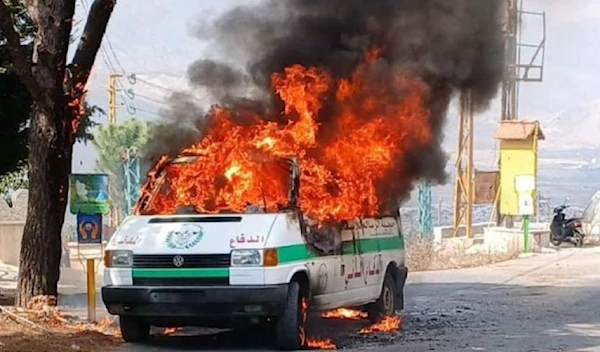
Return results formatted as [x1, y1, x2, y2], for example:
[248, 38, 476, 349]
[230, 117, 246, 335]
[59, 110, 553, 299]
[104, 250, 133, 268]
[231, 249, 262, 266]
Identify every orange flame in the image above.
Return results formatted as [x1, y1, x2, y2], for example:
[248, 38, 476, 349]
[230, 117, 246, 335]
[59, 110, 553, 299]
[65, 81, 88, 140]
[358, 316, 401, 334]
[299, 297, 309, 346]
[163, 327, 184, 335]
[321, 308, 367, 320]
[307, 338, 337, 350]
[139, 48, 432, 222]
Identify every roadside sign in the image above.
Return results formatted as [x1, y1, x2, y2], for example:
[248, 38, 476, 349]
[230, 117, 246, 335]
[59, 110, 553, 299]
[76, 214, 102, 244]
[70, 173, 110, 215]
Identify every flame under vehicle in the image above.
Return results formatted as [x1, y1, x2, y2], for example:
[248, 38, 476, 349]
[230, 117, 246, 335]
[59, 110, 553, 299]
[101, 157, 407, 350]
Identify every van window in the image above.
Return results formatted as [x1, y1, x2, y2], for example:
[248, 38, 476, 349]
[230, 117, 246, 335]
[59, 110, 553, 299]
[304, 222, 343, 256]
[138, 156, 292, 215]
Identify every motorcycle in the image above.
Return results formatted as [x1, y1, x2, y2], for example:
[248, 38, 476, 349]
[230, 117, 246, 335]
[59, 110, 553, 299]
[549, 205, 585, 247]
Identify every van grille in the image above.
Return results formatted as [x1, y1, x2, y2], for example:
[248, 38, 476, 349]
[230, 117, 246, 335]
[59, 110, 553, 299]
[132, 277, 229, 286]
[132, 254, 230, 268]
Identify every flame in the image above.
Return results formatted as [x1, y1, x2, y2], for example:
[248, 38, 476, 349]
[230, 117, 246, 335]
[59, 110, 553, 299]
[163, 327, 183, 335]
[15, 296, 121, 336]
[307, 338, 337, 350]
[321, 308, 367, 320]
[65, 81, 88, 141]
[139, 48, 432, 222]
[299, 297, 309, 346]
[358, 316, 401, 334]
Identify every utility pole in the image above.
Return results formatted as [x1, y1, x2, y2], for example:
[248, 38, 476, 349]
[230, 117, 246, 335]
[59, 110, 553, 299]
[453, 90, 475, 238]
[122, 147, 141, 216]
[418, 182, 433, 236]
[107, 74, 124, 227]
[108, 74, 123, 125]
[496, 0, 546, 226]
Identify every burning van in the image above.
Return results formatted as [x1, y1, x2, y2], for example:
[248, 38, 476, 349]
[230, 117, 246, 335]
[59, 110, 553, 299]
[101, 156, 407, 350]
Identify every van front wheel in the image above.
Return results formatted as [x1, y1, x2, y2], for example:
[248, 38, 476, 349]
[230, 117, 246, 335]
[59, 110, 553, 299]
[366, 272, 396, 324]
[119, 316, 150, 343]
[275, 281, 306, 350]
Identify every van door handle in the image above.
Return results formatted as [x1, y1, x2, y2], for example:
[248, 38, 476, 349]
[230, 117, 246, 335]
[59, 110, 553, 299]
[341, 264, 345, 276]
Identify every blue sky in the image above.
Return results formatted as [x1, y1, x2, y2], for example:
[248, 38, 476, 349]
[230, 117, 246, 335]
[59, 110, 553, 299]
[72, 0, 600, 173]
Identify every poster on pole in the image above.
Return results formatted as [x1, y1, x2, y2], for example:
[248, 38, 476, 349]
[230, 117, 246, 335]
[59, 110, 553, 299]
[76, 213, 103, 244]
[69, 174, 110, 215]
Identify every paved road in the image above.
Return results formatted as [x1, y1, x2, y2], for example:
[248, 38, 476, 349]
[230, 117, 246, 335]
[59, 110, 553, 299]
[116, 246, 600, 352]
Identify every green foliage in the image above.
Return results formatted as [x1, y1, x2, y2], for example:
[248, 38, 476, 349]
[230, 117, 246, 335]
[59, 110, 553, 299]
[76, 102, 104, 143]
[92, 119, 151, 213]
[0, 1, 100, 174]
[0, 1, 36, 47]
[0, 71, 30, 175]
[1, 1, 33, 175]
[0, 165, 28, 205]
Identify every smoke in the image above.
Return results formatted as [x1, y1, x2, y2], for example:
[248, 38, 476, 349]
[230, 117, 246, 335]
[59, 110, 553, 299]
[148, 0, 505, 210]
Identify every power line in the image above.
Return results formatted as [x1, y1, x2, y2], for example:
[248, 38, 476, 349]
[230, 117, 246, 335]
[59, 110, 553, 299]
[134, 107, 164, 119]
[135, 77, 207, 105]
[80, 0, 126, 74]
[103, 32, 126, 73]
[135, 77, 175, 93]
[134, 93, 169, 107]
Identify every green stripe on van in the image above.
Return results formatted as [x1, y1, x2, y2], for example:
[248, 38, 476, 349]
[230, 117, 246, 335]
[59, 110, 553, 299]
[132, 268, 229, 278]
[277, 236, 404, 264]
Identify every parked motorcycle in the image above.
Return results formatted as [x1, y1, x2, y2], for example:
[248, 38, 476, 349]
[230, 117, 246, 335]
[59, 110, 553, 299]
[549, 205, 585, 247]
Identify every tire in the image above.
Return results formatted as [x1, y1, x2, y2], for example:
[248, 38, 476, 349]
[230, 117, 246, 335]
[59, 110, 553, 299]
[573, 232, 584, 248]
[366, 272, 396, 324]
[275, 281, 306, 350]
[550, 235, 562, 247]
[119, 316, 150, 343]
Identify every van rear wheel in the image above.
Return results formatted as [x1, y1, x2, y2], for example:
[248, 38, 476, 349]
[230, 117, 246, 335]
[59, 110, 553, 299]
[119, 316, 150, 343]
[366, 272, 396, 324]
[275, 281, 306, 350]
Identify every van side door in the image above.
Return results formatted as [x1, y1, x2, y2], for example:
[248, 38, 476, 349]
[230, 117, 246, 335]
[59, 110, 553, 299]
[357, 218, 384, 298]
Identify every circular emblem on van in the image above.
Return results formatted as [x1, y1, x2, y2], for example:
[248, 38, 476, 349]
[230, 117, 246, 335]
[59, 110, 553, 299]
[172, 255, 185, 268]
[166, 224, 203, 250]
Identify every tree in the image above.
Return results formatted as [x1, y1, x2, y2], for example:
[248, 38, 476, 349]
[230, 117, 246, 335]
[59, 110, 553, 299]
[92, 119, 150, 215]
[0, 2, 101, 176]
[0, 0, 116, 306]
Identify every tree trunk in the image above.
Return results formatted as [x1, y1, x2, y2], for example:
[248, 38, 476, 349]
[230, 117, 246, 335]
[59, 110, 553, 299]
[0, 0, 116, 307]
[16, 102, 72, 307]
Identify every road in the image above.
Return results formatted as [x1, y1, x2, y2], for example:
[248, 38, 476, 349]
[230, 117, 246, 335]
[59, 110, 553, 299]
[116, 246, 600, 352]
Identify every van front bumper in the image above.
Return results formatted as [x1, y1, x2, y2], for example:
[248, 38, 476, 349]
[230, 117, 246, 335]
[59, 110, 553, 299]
[102, 284, 289, 318]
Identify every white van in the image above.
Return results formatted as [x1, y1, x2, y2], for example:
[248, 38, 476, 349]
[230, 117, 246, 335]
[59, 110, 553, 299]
[102, 157, 407, 350]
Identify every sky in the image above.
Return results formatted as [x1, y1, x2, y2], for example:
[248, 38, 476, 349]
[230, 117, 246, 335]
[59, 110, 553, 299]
[72, 0, 600, 177]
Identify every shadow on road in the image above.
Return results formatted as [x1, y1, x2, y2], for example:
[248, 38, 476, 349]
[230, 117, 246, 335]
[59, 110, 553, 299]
[128, 313, 373, 351]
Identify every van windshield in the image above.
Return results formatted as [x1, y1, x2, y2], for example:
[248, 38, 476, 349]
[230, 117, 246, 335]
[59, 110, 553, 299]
[137, 156, 296, 215]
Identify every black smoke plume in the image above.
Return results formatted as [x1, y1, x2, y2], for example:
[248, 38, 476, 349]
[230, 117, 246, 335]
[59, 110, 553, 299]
[146, 0, 505, 210]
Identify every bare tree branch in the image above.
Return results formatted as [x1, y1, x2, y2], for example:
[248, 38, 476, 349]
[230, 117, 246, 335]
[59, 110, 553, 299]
[67, 0, 116, 88]
[0, 0, 40, 96]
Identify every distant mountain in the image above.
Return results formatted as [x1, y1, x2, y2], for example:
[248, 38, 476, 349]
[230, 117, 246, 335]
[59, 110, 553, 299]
[543, 100, 600, 151]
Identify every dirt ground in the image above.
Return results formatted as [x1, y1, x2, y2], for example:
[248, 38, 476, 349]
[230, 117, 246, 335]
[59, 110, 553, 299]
[0, 316, 119, 352]
[0, 302, 121, 352]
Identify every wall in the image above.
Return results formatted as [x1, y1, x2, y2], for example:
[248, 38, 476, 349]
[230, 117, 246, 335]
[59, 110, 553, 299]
[0, 221, 25, 266]
[0, 190, 28, 266]
[433, 222, 495, 242]
[0, 189, 115, 266]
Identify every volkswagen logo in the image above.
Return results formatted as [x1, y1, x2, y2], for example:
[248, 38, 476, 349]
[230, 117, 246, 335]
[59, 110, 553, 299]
[172, 255, 185, 268]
